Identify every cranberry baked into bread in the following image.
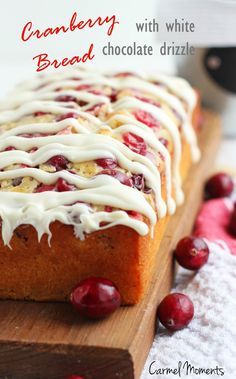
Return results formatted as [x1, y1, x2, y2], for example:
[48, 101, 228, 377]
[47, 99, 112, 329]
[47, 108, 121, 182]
[0, 69, 201, 304]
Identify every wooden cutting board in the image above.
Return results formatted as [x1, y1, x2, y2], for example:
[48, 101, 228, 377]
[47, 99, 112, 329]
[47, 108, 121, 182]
[0, 110, 221, 379]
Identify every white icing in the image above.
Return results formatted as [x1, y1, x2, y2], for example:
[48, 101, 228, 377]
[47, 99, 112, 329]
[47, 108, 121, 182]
[0, 67, 200, 246]
[1, 73, 200, 161]
[0, 134, 167, 216]
[0, 100, 103, 125]
[113, 96, 184, 204]
[110, 117, 176, 214]
[0, 185, 156, 247]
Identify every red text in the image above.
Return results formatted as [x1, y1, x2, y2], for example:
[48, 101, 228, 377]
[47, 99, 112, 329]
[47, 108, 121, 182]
[21, 11, 119, 42]
[32, 43, 95, 72]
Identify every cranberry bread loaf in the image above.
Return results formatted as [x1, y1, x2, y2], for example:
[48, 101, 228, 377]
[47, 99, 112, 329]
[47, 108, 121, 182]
[0, 69, 201, 304]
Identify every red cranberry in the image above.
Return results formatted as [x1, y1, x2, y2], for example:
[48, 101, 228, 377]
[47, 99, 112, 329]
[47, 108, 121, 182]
[126, 210, 141, 219]
[34, 111, 47, 117]
[76, 84, 91, 91]
[30, 147, 38, 153]
[205, 172, 234, 199]
[135, 95, 160, 108]
[123, 132, 147, 156]
[56, 112, 78, 122]
[35, 184, 56, 192]
[104, 205, 113, 212]
[78, 86, 105, 96]
[134, 109, 159, 129]
[77, 100, 88, 107]
[97, 169, 133, 187]
[55, 95, 77, 102]
[131, 174, 145, 191]
[86, 103, 104, 116]
[75, 84, 99, 104]
[109, 88, 117, 102]
[46, 155, 68, 171]
[228, 203, 236, 237]
[159, 137, 169, 148]
[70, 277, 121, 319]
[4, 146, 16, 151]
[89, 89, 104, 96]
[114, 72, 137, 78]
[99, 221, 109, 227]
[131, 173, 152, 194]
[157, 293, 194, 331]
[56, 178, 76, 192]
[96, 158, 117, 169]
[174, 236, 209, 270]
[64, 376, 85, 379]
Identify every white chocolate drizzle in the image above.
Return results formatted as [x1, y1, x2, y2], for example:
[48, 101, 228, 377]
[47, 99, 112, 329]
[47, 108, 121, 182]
[0, 67, 200, 246]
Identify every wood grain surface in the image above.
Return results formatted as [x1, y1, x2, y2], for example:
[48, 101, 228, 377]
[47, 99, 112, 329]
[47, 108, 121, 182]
[0, 110, 221, 379]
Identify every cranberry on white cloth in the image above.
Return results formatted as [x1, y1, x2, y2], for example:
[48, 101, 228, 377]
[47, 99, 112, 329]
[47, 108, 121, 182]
[141, 197, 236, 378]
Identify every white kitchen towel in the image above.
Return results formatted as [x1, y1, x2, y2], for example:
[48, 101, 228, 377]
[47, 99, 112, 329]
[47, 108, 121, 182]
[141, 241, 236, 379]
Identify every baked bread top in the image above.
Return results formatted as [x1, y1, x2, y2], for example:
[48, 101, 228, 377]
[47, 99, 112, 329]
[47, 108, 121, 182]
[0, 68, 200, 246]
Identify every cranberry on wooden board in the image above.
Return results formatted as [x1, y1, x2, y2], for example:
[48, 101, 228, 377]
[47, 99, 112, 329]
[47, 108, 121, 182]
[174, 236, 210, 270]
[205, 172, 234, 199]
[70, 277, 121, 319]
[157, 293, 194, 331]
